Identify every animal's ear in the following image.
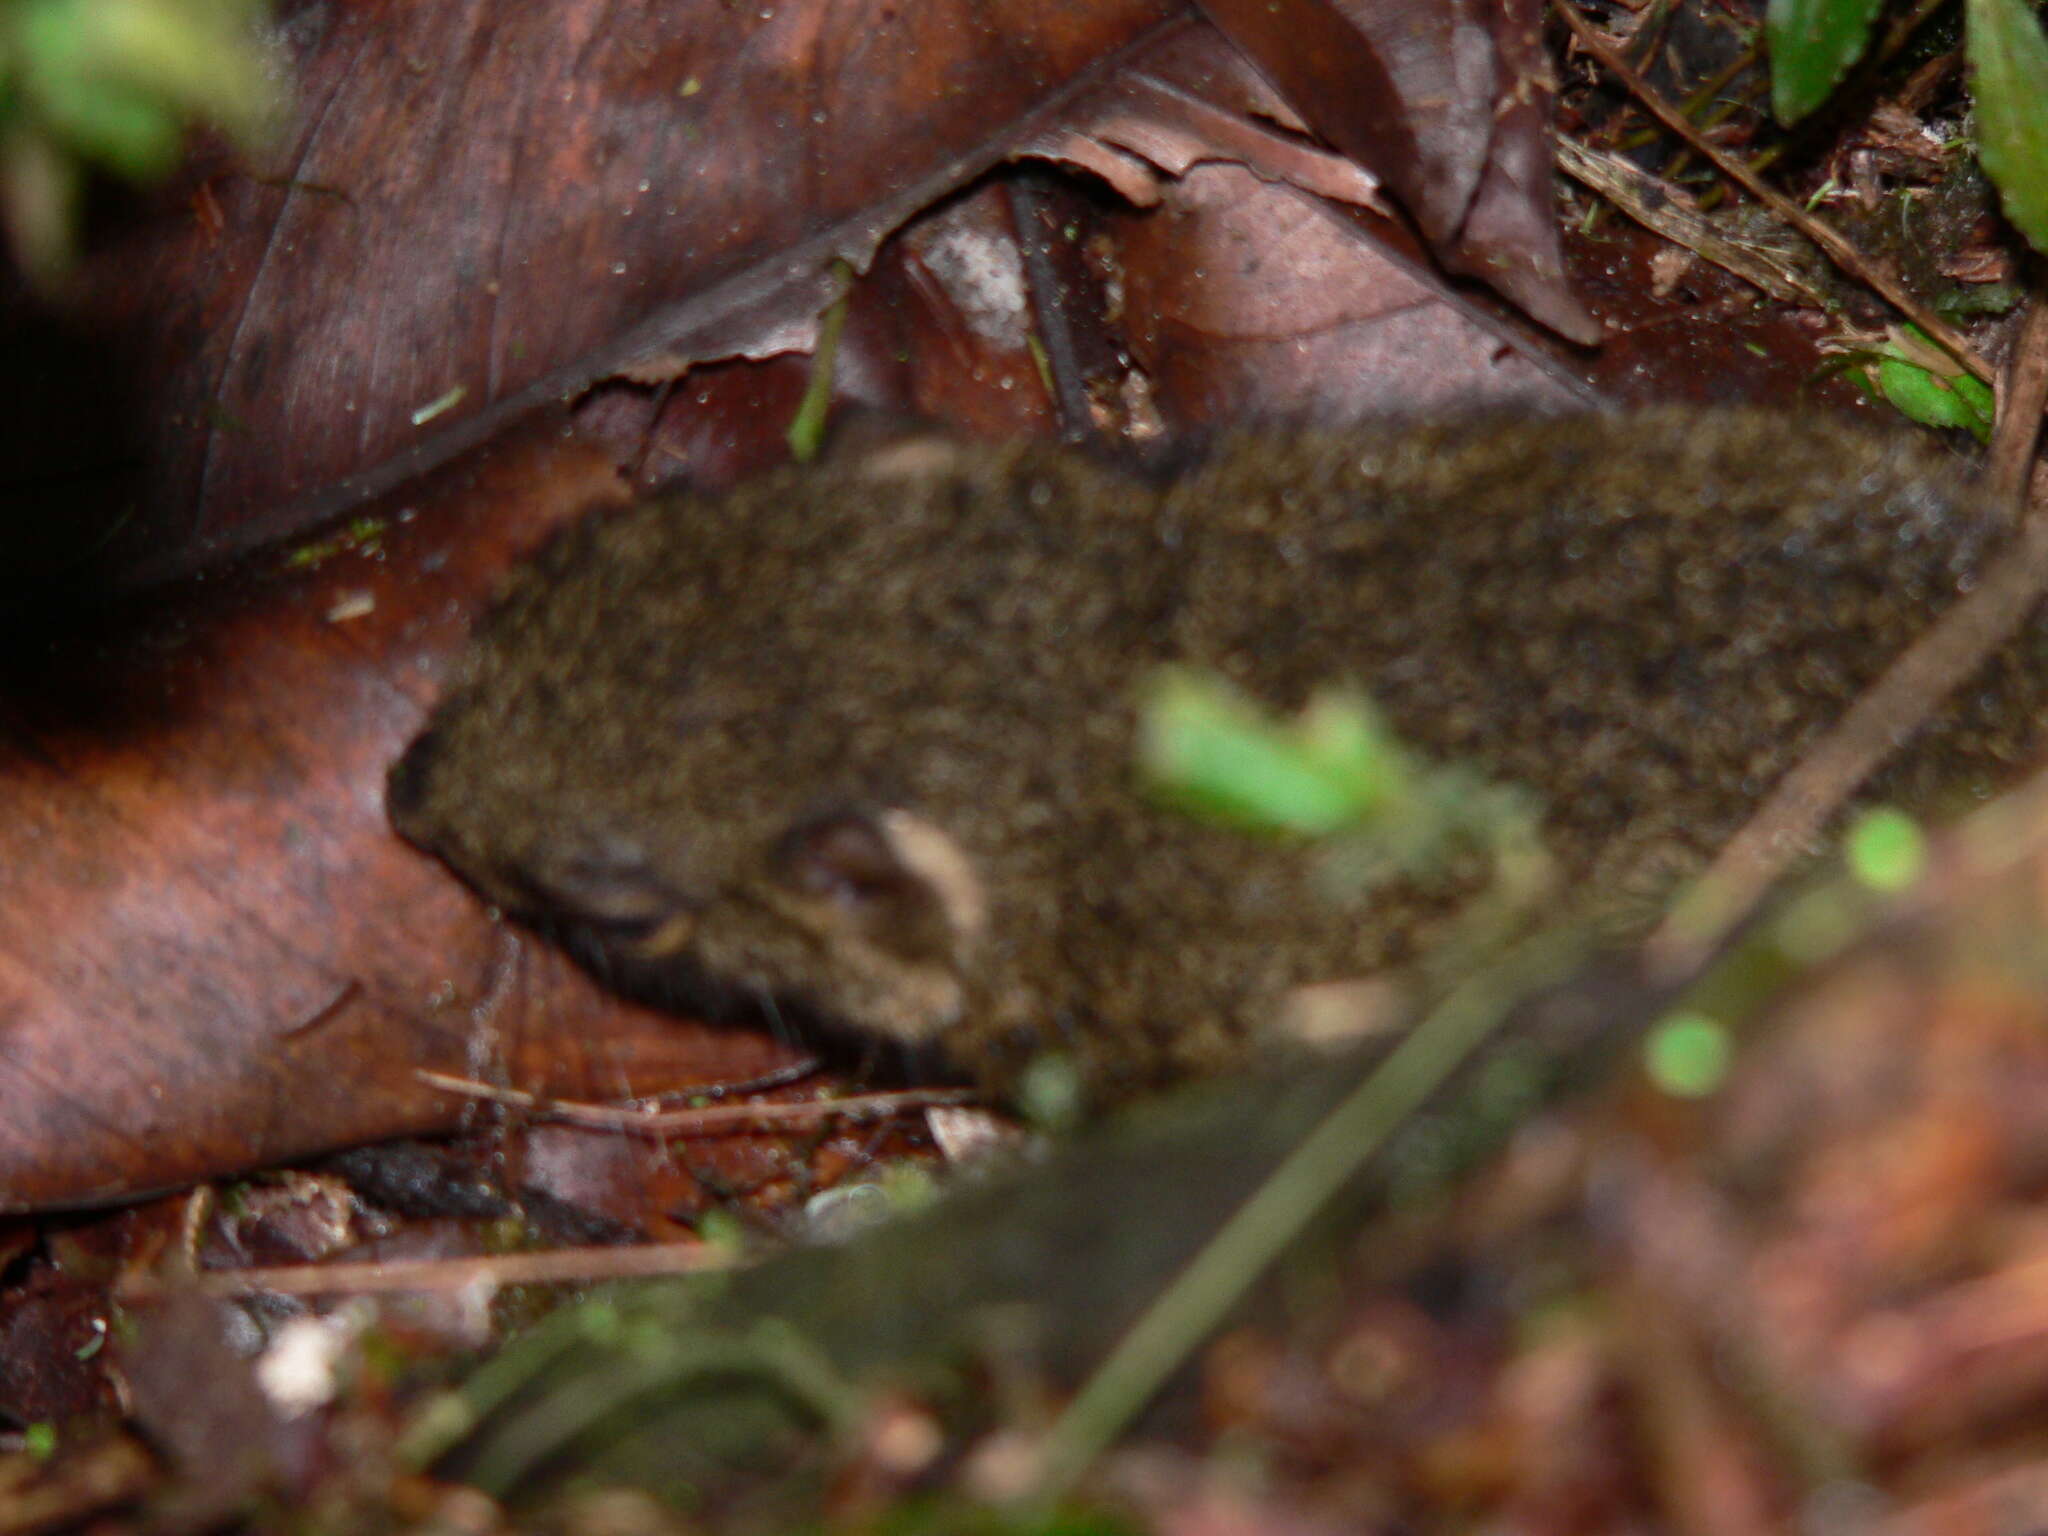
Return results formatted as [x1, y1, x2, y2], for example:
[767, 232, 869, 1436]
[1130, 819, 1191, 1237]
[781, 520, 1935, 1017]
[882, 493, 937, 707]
[770, 808, 985, 966]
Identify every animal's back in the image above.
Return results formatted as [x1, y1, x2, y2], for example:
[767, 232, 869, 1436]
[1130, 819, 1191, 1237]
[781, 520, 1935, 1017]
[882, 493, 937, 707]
[389, 410, 2036, 1102]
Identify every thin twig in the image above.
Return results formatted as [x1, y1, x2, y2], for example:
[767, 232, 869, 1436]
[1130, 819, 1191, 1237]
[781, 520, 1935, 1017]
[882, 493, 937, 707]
[1990, 271, 2048, 508]
[1649, 280, 2048, 977]
[1008, 173, 1102, 445]
[1021, 926, 1590, 1506]
[119, 1241, 736, 1299]
[416, 1069, 979, 1135]
[1553, 0, 1992, 384]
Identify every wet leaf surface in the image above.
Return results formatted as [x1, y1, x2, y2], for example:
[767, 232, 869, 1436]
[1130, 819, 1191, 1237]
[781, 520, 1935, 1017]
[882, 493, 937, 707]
[0, 422, 808, 1212]
[0, 0, 1188, 595]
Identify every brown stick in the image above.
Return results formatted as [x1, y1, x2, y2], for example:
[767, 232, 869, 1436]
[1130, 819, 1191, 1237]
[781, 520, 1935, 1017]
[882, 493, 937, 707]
[1647, 283, 2048, 977]
[119, 1241, 736, 1298]
[416, 1069, 979, 1135]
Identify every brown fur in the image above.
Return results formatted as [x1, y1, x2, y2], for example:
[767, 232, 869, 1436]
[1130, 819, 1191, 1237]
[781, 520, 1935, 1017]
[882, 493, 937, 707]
[387, 412, 2043, 1103]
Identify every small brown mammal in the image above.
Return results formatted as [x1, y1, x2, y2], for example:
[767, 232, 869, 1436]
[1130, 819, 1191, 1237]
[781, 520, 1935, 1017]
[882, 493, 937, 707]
[388, 411, 2042, 1103]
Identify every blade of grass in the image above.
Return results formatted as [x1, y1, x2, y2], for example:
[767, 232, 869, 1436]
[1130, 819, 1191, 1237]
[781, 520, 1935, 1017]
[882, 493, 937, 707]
[1967, 0, 2048, 253]
[1022, 925, 1591, 1507]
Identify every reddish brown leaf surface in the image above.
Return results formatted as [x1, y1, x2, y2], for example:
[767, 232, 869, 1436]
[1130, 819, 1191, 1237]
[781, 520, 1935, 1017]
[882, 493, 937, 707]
[1113, 163, 1585, 420]
[1015, 22, 1594, 420]
[1197, 0, 1599, 343]
[0, 423, 807, 1212]
[0, 0, 1188, 595]
[0, 0, 1618, 600]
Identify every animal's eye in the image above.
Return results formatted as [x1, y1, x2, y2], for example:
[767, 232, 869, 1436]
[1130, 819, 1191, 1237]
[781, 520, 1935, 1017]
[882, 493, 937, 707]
[773, 811, 921, 910]
[770, 808, 985, 965]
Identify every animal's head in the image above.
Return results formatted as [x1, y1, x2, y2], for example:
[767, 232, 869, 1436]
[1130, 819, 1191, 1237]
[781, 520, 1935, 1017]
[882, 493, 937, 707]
[388, 679, 1012, 1051]
[382, 442, 1096, 1055]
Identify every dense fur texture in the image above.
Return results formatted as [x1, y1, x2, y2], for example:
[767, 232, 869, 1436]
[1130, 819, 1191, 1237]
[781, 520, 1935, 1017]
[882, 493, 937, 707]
[388, 412, 2042, 1102]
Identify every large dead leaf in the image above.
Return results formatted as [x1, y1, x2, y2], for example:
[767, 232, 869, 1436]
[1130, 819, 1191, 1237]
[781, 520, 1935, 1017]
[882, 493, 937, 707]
[1, 0, 1603, 599]
[0, 426, 808, 1212]
[0, 0, 1188, 595]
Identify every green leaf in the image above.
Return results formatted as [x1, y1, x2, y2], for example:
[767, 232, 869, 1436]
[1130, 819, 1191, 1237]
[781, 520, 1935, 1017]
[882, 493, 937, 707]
[1768, 0, 1886, 125]
[1644, 1012, 1733, 1098]
[1, 0, 276, 278]
[81, 0, 273, 141]
[1875, 352, 1997, 440]
[1968, 0, 2048, 252]
[1136, 668, 1404, 839]
[15, 0, 273, 175]
[1845, 806, 1927, 892]
[33, 79, 182, 179]
[1858, 323, 1998, 440]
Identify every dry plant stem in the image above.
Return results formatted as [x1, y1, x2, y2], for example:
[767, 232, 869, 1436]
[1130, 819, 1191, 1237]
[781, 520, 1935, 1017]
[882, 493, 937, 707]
[1552, 0, 1991, 385]
[1554, 139, 1826, 305]
[415, 1069, 978, 1134]
[1658, 79, 1766, 194]
[1990, 264, 2048, 508]
[1650, 288, 2048, 976]
[1023, 926, 1589, 1508]
[1008, 174, 1100, 444]
[119, 1242, 736, 1299]
[1612, 36, 1753, 154]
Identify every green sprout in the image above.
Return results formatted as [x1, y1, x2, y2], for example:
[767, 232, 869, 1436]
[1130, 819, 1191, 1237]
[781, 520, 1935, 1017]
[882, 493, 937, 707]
[1644, 1012, 1734, 1098]
[1137, 667, 1549, 915]
[1769, 0, 2048, 253]
[786, 258, 854, 463]
[1137, 667, 1411, 840]
[2, 0, 279, 280]
[1846, 805, 1927, 892]
[1844, 325, 1998, 441]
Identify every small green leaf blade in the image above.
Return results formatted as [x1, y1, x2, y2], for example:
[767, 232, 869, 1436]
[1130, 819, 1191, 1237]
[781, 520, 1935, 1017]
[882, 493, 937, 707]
[1768, 0, 1886, 125]
[1968, 0, 2048, 252]
[1136, 668, 1395, 839]
[1845, 806, 1927, 892]
[1875, 354, 1997, 440]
